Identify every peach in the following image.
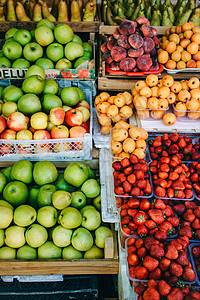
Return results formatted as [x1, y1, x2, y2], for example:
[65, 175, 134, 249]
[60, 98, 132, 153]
[128, 47, 144, 58]
[191, 33, 200, 44]
[162, 36, 167, 43]
[111, 46, 127, 62]
[107, 36, 117, 50]
[181, 50, 191, 62]
[128, 33, 143, 49]
[176, 26, 182, 34]
[111, 139, 123, 154]
[184, 30, 193, 39]
[166, 41, 176, 54]
[117, 34, 130, 49]
[118, 21, 136, 35]
[180, 39, 190, 48]
[187, 42, 198, 55]
[182, 22, 192, 32]
[171, 50, 181, 62]
[158, 51, 169, 64]
[136, 54, 153, 71]
[187, 60, 197, 68]
[193, 51, 200, 61]
[169, 33, 180, 45]
[157, 48, 163, 55]
[143, 37, 155, 53]
[179, 33, 184, 40]
[188, 22, 195, 29]
[140, 24, 154, 38]
[176, 45, 184, 53]
[120, 57, 136, 72]
[165, 60, 176, 69]
[162, 40, 169, 50]
[192, 27, 200, 34]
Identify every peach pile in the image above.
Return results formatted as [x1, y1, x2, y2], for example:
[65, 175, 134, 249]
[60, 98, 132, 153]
[158, 22, 200, 70]
[101, 17, 159, 73]
[111, 122, 148, 159]
[95, 91, 133, 135]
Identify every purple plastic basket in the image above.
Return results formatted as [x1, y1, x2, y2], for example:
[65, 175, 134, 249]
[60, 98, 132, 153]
[188, 243, 200, 285]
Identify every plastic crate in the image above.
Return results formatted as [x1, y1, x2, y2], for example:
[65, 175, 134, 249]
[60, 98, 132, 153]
[0, 275, 99, 300]
[0, 80, 94, 161]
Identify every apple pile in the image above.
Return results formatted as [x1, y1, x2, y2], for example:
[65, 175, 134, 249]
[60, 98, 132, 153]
[0, 65, 91, 155]
[126, 235, 196, 283]
[100, 18, 159, 73]
[0, 160, 113, 260]
[189, 161, 200, 198]
[112, 155, 152, 197]
[120, 198, 179, 245]
[0, 20, 93, 70]
[134, 280, 200, 299]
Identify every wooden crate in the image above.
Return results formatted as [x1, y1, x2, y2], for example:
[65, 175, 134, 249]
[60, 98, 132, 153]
[0, 160, 119, 276]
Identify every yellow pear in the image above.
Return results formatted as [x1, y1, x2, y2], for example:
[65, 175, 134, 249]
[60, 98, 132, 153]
[71, 0, 81, 21]
[42, 2, 56, 22]
[7, 0, 17, 21]
[58, 0, 69, 22]
[33, 3, 42, 21]
[16, 2, 31, 21]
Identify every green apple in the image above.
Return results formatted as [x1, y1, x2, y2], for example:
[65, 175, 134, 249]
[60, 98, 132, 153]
[42, 94, 62, 114]
[60, 86, 80, 106]
[0, 86, 4, 98]
[55, 58, 72, 69]
[52, 190, 72, 210]
[64, 162, 89, 188]
[0, 172, 6, 194]
[23, 42, 43, 62]
[86, 165, 95, 179]
[46, 43, 64, 62]
[13, 29, 32, 46]
[25, 65, 46, 80]
[82, 209, 101, 231]
[95, 226, 113, 248]
[33, 161, 58, 185]
[72, 35, 82, 45]
[80, 205, 96, 214]
[0, 246, 16, 259]
[93, 195, 101, 210]
[54, 23, 74, 45]
[3, 181, 28, 207]
[74, 57, 89, 69]
[72, 227, 93, 251]
[38, 241, 62, 259]
[1, 166, 12, 182]
[81, 179, 100, 198]
[0, 229, 4, 247]
[36, 58, 54, 69]
[37, 184, 57, 207]
[25, 224, 48, 248]
[37, 19, 55, 30]
[17, 94, 42, 116]
[5, 28, 18, 40]
[37, 206, 58, 227]
[43, 79, 59, 95]
[0, 57, 11, 68]
[83, 50, 92, 59]
[83, 42, 93, 53]
[3, 41, 22, 60]
[35, 25, 54, 47]
[17, 244, 37, 259]
[55, 174, 76, 193]
[28, 186, 40, 209]
[0, 205, 13, 229]
[62, 245, 83, 259]
[52, 225, 72, 247]
[59, 207, 82, 229]
[0, 50, 4, 58]
[0, 200, 13, 210]
[71, 191, 86, 210]
[14, 205, 36, 227]
[84, 245, 103, 259]
[65, 42, 84, 61]
[5, 226, 25, 248]
[76, 87, 86, 101]
[10, 160, 33, 184]
[22, 75, 45, 95]
[3, 85, 23, 103]
[30, 30, 35, 40]
[12, 58, 30, 69]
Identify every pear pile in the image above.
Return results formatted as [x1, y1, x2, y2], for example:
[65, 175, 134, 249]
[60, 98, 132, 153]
[102, 0, 200, 26]
[0, 160, 113, 260]
[0, 0, 96, 22]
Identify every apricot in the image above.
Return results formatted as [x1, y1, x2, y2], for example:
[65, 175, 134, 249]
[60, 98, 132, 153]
[190, 89, 200, 100]
[158, 51, 169, 64]
[165, 60, 176, 69]
[140, 87, 152, 98]
[171, 82, 182, 93]
[112, 114, 123, 123]
[159, 98, 169, 109]
[147, 97, 159, 110]
[167, 92, 176, 104]
[135, 81, 147, 92]
[178, 90, 191, 102]
[158, 86, 170, 98]
[134, 96, 147, 109]
[112, 128, 128, 142]
[162, 75, 174, 87]
[177, 61, 186, 69]
[98, 114, 112, 126]
[133, 148, 145, 159]
[175, 102, 187, 117]
[169, 33, 180, 45]
[184, 30, 193, 39]
[137, 109, 149, 119]
[157, 48, 163, 55]
[118, 152, 130, 159]
[192, 27, 200, 34]
[95, 96, 100, 105]
[119, 106, 133, 119]
[181, 50, 191, 62]
[101, 124, 113, 135]
[166, 41, 176, 54]
[188, 22, 195, 29]
[188, 77, 200, 89]
[180, 80, 189, 90]
[135, 139, 147, 150]
[171, 50, 181, 62]
[98, 92, 110, 102]
[191, 33, 200, 44]
[140, 128, 148, 140]
[108, 96, 115, 104]
[163, 113, 176, 125]
[193, 51, 200, 61]
[187, 60, 197, 68]
[151, 110, 164, 119]
[114, 94, 126, 107]
[163, 40, 169, 50]
[129, 127, 142, 140]
[96, 102, 110, 113]
[182, 22, 192, 32]
[146, 74, 158, 87]
[176, 26, 182, 34]
[151, 86, 159, 97]
[186, 98, 199, 111]
[187, 42, 198, 55]
[111, 139, 123, 154]
[123, 91, 132, 105]
[123, 138, 135, 154]
[180, 39, 190, 48]
[106, 105, 119, 118]
[176, 45, 184, 53]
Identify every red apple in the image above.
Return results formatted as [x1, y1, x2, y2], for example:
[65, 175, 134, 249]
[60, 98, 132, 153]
[33, 130, 51, 140]
[7, 112, 26, 131]
[77, 100, 90, 110]
[69, 126, 87, 138]
[65, 109, 83, 127]
[49, 107, 65, 126]
[0, 116, 7, 133]
[51, 125, 69, 139]
[81, 122, 89, 133]
[76, 106, 90, 122]
[1, 129, 16, 139]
